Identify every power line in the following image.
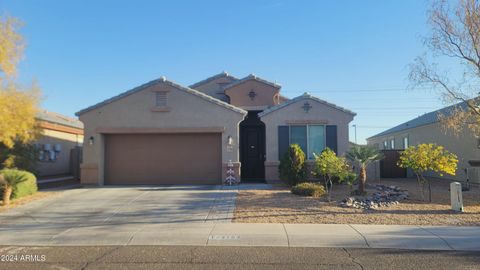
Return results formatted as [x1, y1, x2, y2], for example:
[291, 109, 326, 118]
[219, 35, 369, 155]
[283, 86, 437, 93]
[351, 107, 437, 110]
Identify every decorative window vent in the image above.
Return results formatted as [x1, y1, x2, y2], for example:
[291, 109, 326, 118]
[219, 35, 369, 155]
[155, 91, 167, 107]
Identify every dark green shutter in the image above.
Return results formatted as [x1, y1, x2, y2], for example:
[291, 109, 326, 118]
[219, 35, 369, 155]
[278, 126, 289, 160]
[326, 125, 338, 154]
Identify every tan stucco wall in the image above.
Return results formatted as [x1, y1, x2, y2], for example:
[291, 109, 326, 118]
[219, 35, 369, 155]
[79, 82, 246, 185]
[261, 98, 354, 181]
[367, 122, 480, 183]
[35, 129, 83, 177]
[225, 80, 280, 109]
[192, 76, 236, 102]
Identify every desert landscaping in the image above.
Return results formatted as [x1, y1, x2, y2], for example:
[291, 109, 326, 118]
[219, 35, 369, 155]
[234, 178, 480, 226]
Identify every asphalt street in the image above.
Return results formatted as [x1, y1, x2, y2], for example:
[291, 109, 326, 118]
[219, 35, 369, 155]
[0, 246, 479, 270]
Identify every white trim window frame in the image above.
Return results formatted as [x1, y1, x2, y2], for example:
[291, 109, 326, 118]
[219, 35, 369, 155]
[403, 136, 409, 149]
[288, 124, 326, 160]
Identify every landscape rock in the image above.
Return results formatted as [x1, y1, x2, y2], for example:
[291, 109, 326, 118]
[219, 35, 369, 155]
[340, 184, 409, 210]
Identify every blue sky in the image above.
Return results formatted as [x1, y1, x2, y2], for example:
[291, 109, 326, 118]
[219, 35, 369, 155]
[1, 0, 445, 143]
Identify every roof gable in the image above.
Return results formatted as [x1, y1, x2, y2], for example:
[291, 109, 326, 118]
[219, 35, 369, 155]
[75, 77, 247, 116]
[367, 101, 470, 140]
[258, 92, 356, 117]
[189, 72, 239, 89]
[222, 74, 281, 91]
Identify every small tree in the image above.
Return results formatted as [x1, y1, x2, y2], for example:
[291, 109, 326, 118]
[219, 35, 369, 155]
[313, 148, 350, 201]
[398, 143, 458, 202]
[346, 145, 384, 195]
[409, 0, 480, 137]
[279, 144, 307, 186]
[0, 15, 40, 168]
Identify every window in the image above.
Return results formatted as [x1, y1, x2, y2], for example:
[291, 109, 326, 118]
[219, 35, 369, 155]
[403, 137, 409, 149]
[390, 139, 395, 149]
[290, 126, 307, 154]
[383, 141, 388, 149]
[290, 125, 325, 159]
[155, 91, 167, 107]
[308, 125, 325, 159]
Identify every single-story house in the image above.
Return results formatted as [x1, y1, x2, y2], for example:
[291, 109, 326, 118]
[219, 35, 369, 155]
[76, 72, 356, 185]
[366, 102, 479, 183]
[35, 110, 84, 179]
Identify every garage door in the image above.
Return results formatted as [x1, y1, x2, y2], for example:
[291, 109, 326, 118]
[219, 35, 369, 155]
[105, 133, 222, 185]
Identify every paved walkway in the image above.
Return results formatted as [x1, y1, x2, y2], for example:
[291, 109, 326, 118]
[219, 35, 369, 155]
[1, 222, 479, 251]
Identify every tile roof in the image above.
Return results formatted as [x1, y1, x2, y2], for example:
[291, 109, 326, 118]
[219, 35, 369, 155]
[367, 101, 470, 139]
[189, 71, 239, 89]
[258, 92, 356, 117]
[222, 74, 281, 90]
[75, 77, 247, 116]
[37, 110, 83, 129]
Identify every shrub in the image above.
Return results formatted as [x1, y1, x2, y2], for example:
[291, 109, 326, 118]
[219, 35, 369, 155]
[342, 172, 358, 190]
[279, 144, 307, 186]
[291, 182, 326, 197]
[313, 148, 351, 201]
[0, 142, 38, 173]
[0, 169, 37, 205]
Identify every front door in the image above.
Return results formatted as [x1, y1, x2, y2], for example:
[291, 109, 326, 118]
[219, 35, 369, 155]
[240, 111, 265, 181]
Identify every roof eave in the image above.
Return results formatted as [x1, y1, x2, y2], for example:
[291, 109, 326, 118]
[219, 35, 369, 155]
[76, 77, 247, 116]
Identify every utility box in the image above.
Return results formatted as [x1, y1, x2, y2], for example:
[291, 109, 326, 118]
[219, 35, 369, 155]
[450, 182, 464, 212]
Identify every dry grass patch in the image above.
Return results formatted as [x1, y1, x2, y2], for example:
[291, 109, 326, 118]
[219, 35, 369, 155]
[234, 178, 480, 225]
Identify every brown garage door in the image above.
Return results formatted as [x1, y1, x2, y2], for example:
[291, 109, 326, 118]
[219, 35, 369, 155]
[105, 133, 222, 185]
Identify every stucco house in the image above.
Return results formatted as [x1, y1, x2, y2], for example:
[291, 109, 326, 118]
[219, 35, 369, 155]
[35, 110, 84, 179]
[76, 72, 356, 185]
[367, 101, 479, 183]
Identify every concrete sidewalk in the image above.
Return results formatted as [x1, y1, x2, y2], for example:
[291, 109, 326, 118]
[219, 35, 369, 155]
[2, 223, 480, 251]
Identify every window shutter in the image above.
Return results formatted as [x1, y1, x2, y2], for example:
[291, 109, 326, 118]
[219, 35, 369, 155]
[278, 126, 289, 160]
[326, 125, 338, 154]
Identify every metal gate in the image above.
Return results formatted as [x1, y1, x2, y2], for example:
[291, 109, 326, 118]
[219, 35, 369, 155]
[380, 150, 407, 178]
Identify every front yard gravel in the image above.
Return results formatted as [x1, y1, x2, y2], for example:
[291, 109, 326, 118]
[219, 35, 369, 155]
[233, 178, 480, 225]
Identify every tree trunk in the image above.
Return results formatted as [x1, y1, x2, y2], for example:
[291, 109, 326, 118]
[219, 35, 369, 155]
[358, 166, 367, 194]
[416, 173, 427, 202]
[2, 186, 12, 206]
[428, 179, 432, 203]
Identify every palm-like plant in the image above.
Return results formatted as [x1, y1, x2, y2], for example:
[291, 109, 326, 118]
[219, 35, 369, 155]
[346, 145, 384, 194]
[0, 169, 29, 206]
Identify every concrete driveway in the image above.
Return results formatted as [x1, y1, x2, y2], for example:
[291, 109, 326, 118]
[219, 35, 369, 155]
[0, 186, 237, 245]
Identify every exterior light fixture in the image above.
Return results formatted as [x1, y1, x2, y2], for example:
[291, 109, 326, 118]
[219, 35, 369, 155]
[89, 136, 94, 146]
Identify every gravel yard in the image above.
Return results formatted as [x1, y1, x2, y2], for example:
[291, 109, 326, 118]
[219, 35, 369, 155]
[234, 178, 480, 225]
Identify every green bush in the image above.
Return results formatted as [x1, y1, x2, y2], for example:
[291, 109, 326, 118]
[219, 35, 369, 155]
[291, 182, 326, 197]
[279, 144, 307, 186]
[0, 169, 37, 200]
[0, 143, 38, 173]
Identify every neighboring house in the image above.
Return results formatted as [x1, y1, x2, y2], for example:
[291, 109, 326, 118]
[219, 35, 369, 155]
[366, 102, 479, 183]
[35, 110, 84, 178]
[76, 72, 356, 185]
